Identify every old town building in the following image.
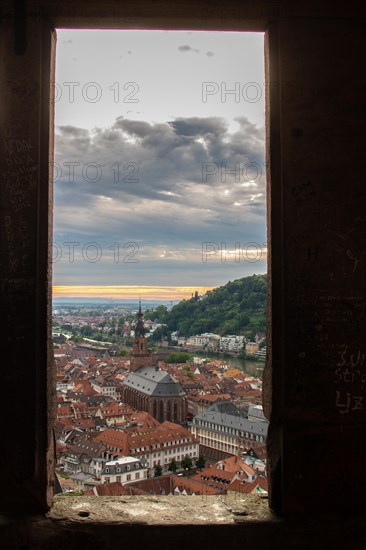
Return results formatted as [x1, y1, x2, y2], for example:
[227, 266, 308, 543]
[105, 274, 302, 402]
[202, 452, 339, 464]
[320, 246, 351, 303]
[190, 402, 268, 461]
[122, 306, 187, 422]
[95, 421, 198, 476]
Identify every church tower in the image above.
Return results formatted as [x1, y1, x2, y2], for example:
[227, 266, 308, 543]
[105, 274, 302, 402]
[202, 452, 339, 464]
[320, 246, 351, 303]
[123, 301, 187, 422]
[129, 301, 152, 371]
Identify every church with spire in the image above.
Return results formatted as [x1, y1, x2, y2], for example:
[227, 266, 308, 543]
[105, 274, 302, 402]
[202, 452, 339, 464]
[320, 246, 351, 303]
[122, 303, 188, 423]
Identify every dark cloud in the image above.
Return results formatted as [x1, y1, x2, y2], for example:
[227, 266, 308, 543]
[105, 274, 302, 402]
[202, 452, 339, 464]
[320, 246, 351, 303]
[206, 51, 214, 57]
[178, 45, 200, 54]
[168, 117, 228, 137]
[54, 115, 266, 286]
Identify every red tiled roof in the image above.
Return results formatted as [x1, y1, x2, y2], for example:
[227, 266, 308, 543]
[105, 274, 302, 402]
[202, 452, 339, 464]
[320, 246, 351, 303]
[95, 429, 128, 453]
[171, 475, 221, 495]
[247, 444, 267, 460]
[228, 476, 268, 494]
[228, 480, 258, 494]
[128, 411, 160, 429]
[198, 394, 231, 403]
[95, 422, 197, 455]
[75, 418, 96, 429]
[193, 456, 255, 486]
[98, 403, 133, 416]
[93, 482, 130, 496]
[256, 476, 269, 491]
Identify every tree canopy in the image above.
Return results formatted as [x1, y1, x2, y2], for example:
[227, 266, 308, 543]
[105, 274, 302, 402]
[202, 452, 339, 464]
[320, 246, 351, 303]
[165, 352, 192, 364]
[144, 275, 267, 337]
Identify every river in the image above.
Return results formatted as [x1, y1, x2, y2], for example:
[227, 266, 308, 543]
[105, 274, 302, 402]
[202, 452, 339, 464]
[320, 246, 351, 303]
[194, 353, 265, 379]
[220, 355, 264, 379]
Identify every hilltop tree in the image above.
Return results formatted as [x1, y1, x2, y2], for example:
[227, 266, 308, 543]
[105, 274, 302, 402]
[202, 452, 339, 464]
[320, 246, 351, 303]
[144, 305, 168, 323]
[155, 274, 267, 337]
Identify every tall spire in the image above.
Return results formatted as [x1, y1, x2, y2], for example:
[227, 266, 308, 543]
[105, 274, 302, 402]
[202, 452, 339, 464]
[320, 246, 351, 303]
[130, 298, 151, 371]
[135, 299, 145, 338]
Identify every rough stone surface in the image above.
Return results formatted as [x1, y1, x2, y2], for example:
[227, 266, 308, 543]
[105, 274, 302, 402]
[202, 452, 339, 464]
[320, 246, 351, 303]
[48, 494, 274, 525]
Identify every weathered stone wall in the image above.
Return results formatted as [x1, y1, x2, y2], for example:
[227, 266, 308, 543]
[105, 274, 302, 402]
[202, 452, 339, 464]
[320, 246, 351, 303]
[1, 0, 366, 529]
[266, 17, 366, 514]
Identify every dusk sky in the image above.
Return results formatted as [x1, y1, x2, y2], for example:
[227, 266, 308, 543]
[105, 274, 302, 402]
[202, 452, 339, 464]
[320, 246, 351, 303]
[53, 30, 266, 300]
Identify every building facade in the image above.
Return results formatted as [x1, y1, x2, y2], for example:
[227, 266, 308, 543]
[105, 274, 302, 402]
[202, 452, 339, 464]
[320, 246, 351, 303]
[101, 456, 148, 485]
[95, 422, 199, 476]
[190, 402, 268, 460]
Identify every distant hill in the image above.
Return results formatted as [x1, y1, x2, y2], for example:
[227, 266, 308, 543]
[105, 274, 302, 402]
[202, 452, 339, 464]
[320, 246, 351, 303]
[145, 274, 267, 338]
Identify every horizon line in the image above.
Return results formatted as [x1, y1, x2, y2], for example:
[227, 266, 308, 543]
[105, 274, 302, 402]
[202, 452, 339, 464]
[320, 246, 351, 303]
[52, 285, 216, 300]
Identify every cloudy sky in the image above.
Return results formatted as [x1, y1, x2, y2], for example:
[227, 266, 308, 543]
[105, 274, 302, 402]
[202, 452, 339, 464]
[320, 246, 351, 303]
[53, 30, 266, 300]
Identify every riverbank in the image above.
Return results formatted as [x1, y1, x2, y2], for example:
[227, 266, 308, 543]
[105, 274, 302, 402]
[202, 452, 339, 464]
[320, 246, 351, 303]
[164, 346, 265, 379]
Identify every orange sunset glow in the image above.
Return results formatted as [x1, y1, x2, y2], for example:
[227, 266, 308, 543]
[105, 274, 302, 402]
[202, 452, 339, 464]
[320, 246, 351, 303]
[52, 285, 216, 301]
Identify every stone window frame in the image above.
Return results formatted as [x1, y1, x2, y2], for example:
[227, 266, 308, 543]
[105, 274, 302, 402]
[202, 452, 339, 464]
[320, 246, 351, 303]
[1, 0, 284, 519]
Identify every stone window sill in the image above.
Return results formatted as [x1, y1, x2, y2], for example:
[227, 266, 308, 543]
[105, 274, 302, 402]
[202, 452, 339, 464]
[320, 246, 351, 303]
[48, 494, 275, 525]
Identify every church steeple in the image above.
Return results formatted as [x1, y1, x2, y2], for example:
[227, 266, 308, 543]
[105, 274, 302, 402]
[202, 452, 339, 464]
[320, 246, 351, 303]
[135, 300, 146, 338]
[129, 300, 151, 371]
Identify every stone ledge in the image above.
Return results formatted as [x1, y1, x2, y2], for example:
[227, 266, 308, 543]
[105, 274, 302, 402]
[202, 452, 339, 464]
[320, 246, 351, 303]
[3, 499, 366, 550]
[48, 494, 275, 525]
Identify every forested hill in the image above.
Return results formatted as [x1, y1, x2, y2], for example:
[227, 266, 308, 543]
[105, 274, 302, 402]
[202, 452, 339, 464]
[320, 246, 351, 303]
[145, 274, 267, 338]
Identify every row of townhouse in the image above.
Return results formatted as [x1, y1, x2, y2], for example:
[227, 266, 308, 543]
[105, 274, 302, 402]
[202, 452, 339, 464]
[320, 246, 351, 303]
[61, 433, 108, 475]
[190, 402, 268, 458]
[95, 422, 199, 476]
[220, 335, 245, 352]
[184, 334, 245, 352]
[90, 377, 121, 399]
[95, 402, 133, 426]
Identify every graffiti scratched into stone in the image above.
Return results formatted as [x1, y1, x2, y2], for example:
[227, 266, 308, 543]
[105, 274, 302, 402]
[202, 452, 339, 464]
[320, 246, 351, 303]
[335, 391, 364, 414]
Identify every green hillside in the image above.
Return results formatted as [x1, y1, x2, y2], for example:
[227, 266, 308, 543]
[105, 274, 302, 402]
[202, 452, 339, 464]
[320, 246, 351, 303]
[146, 274, 267, 338]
